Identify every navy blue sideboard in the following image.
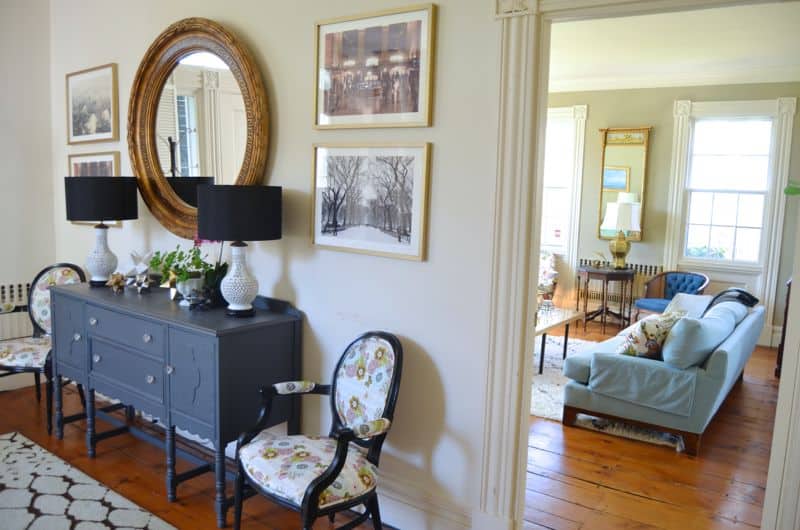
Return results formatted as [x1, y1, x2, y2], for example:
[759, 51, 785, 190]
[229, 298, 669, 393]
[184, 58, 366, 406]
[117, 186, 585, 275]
[50, 283, 301, 527]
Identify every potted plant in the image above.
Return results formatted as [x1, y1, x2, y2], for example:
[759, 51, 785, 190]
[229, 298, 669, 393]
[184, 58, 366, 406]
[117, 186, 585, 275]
[150, 245, 214, 305]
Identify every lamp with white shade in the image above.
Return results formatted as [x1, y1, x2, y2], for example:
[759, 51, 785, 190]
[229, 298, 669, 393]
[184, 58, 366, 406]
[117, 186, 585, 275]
[600, 200, 641, 269]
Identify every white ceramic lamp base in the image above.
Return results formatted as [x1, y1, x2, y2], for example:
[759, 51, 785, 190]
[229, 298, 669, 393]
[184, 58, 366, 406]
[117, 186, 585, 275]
[220, 243, 258, 317]
[86, 225, 118, 286]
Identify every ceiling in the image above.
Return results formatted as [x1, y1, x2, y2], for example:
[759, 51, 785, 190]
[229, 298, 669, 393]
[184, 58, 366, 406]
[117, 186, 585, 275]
[549, 2, 800, 93]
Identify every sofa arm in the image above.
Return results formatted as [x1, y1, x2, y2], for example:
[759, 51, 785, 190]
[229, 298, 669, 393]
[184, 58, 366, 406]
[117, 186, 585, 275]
[589, 353, 698, 417]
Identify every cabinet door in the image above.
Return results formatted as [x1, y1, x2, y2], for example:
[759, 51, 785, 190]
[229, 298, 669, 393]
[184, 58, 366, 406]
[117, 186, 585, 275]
[168, 329, 216, 437]
[52, 295, 85, 372]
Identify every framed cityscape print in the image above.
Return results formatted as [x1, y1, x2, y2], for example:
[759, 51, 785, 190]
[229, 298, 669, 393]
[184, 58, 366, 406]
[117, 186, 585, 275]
[312, 143, 430, 260]
[66, 63, 119, 144]
[68, 151, 121, 226]
[314, 5, 436, 129]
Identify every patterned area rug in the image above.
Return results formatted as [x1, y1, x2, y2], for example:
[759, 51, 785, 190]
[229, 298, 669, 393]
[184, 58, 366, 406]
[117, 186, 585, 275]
[531, 337, 684, 452]
[0, 432, 175, 530]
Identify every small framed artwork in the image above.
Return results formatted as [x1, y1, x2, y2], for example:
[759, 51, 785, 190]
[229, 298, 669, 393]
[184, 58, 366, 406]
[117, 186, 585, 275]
[314, 5, 436, 129]
[602, 166, 630, 192]
[66, 63, 119, 144]
[312, 143, 431, 260]
[68, 151, 121, 226]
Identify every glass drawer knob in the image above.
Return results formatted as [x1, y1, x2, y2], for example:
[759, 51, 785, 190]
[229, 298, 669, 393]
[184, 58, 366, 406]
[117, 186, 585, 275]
[73, 333, 81, 342]
[143, 334, 152, 343]
[93, 354, 101, 363]
[145, 375, 155, 384]
[165, 365, 174, 375]
[89, 317, 98, 326]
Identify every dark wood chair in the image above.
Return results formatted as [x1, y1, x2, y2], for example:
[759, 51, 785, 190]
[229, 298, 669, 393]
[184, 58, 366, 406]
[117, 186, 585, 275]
[0, 263, 87, 433]
[634, 271, 710, 321]
[233, 331, 403, 530]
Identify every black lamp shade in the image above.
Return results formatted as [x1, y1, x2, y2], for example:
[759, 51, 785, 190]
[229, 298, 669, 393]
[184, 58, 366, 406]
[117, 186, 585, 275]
[64, 177, 138, 222]
[197, 185, 282, 242]
[167, 176, 214, 207]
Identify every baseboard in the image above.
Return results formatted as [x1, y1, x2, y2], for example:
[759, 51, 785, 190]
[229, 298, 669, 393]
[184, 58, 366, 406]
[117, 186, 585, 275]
[470, 510, 515, 530]
[377, 470, 471, 530]
[0, 373, 35, 392]
[772, 325, 783, 348]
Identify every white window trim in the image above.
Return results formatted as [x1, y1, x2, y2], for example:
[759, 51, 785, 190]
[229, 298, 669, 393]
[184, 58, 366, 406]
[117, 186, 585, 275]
[664, 97, 797, 335]
[542, 105, 587, 278]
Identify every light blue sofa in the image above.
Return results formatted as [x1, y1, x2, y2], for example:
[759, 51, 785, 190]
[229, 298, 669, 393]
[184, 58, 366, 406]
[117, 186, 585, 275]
[561, 304, 765, 455]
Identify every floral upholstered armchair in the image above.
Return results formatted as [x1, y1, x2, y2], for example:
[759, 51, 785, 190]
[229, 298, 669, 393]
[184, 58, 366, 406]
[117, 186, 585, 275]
[538, 250, 559, 301]
[233, 331, 403, 530]
[0, 263, 86, 433]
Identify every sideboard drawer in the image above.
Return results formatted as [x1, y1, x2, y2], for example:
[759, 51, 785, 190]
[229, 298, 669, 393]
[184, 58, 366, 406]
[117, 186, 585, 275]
[53, 295, 85, 370]
[86, 305, 165, 358]
[90, 338, 164, 403]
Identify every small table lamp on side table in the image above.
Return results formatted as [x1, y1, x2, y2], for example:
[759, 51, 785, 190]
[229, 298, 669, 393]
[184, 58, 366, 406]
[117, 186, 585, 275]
[600, 200, 641, 269]
[197, 185, 282, 317]
[64, 177, 139, 286]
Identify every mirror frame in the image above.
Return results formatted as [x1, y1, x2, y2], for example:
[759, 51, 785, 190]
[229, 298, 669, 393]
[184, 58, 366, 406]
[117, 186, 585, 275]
[128, 17, 269, 239]
[597, 126, 651, 242]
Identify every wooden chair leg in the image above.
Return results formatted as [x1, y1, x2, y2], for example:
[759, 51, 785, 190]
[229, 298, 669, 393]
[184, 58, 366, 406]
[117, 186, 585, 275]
[34, 372, 41, 402]
[328, 513, 335, 523]
[562, 405, 578, 426]
[233, 464, 244, 530]
[683, 432, 701, 456]
[366, 495, 383, 530]
[45, 376, 53, 435]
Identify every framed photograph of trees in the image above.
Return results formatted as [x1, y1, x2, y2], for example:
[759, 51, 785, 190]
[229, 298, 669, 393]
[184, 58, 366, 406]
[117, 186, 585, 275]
[314, 5, 436, 129]
[312, 143, 430, 260]
[66, 63, 119, 144]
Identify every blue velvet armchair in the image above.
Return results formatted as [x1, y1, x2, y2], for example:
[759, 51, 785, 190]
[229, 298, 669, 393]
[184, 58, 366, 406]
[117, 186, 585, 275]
[634, 271, 709, 320]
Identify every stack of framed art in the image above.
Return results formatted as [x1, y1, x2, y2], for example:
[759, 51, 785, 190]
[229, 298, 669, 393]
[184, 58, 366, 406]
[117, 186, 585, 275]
[312, 4, 436, 261]
[65, 63, 122, 225]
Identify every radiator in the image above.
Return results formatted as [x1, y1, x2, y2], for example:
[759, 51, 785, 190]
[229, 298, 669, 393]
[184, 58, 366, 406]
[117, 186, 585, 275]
[0, 282, 32, 340]
[576, 259, 663, 306]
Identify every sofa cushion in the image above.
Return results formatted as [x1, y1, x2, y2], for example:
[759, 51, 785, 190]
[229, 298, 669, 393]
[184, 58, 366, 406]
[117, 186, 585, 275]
[664, 293, 713, 318]
[563, 336, 627, 383]
[588, 353, 698, 417]
[634, 298, 670, 313]
[616, 312, 685, 360]
[662, 304, 739, 369]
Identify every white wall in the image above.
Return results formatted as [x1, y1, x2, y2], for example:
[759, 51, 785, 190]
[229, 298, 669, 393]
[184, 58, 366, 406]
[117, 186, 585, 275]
[1, 0, 55, 284]
[48, 1, 499, 527]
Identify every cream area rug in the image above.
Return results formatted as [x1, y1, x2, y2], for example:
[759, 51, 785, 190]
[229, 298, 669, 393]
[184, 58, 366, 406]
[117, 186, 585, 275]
[0, 432, 175, 530]
[531, 337, 684, 452]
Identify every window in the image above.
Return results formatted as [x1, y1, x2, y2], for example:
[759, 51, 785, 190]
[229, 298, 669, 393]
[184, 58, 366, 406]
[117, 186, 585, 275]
[684, 118, 773, 263]
[540, 107, 585, 256]
[176, 94, 200, 177]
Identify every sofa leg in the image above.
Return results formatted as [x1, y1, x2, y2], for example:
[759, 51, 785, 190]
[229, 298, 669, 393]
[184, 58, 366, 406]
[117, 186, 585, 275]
[562, 405, 578, 426]
[683, 433, 701, 456]
[738, 371, 745, 384]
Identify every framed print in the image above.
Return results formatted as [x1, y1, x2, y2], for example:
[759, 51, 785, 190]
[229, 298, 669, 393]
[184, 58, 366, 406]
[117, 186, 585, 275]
[602, 166, 630, 192]
[314, 5, 436, 129]
[68, 151, 122, 226]
[312, 143, 430, 260]
[66, 63, 119, 144]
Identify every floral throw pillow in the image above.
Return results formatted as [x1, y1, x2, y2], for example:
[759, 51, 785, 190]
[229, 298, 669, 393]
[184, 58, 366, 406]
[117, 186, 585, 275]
[615, 311, 685, 360]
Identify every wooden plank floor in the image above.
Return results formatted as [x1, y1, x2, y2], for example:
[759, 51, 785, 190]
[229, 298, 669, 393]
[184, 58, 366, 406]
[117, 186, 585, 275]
[0, 386, 370, 529]
[526, 319, 779, 530]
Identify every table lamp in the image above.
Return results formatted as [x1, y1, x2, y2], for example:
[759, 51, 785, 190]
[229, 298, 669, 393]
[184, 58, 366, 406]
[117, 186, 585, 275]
[600, 200, 641, 269]
[197, 185, 282, 317]
[64, 177, 139, 286]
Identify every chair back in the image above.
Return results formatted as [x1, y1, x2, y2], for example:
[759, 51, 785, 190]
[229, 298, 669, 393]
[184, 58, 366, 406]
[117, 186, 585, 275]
[330, 331, 403, 465]
[663, 272, 709, 299]
[28, 263, 85, 336]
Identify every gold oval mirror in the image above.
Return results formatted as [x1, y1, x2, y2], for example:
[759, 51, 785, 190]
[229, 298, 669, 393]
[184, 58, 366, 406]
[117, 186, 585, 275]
[128, 18, 269, 239]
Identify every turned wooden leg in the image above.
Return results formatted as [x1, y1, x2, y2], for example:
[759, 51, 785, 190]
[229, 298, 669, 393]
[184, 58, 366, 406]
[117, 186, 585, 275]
[562, 405, 578, 426]
[683, 433, 701, 456]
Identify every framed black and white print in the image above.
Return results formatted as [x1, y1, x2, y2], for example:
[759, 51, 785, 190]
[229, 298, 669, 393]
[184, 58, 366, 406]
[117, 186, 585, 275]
[66, 63, 119, 144]
[312, 144, 430, 260]
[314, 5, 436, 129]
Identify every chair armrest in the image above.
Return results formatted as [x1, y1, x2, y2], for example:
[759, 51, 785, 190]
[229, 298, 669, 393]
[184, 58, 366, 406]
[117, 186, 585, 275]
[235, 383, 332, 455]
[351, 418, 392, 439]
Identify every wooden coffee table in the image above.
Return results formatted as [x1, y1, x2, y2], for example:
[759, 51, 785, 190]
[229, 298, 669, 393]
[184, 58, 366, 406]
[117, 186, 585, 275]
[534, 307, 585, 374]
